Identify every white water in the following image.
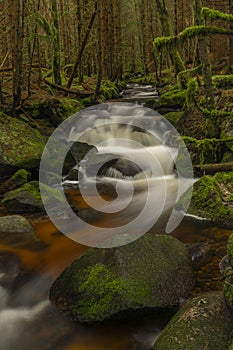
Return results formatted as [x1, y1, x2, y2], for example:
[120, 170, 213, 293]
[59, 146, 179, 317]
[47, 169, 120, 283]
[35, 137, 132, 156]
[60, 102, 195, 247]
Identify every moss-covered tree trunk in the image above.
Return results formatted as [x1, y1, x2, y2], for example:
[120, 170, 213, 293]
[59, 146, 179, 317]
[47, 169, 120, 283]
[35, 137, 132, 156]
[229, 0, 233, 68]
[193, 0, 219, 138]
[51, 0, 62, 86]
[155, 0, 186, 77]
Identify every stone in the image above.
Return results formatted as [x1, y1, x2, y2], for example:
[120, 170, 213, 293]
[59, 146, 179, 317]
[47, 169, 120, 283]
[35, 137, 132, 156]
[0, 215, 34, 234]
[0, 169, 31, 195]
[177, 172, 233, 227]
[2, 181, 64, 213]
[50, 234, 194, 323]
[154, 292, 233, 350]
[0, 114, 45, 179]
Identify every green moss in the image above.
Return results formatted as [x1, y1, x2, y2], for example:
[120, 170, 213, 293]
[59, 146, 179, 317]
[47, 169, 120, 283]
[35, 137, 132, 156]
[213, 75, 233, 89]
[163, 111, 183, 124]
[70, 264, 147, 321]
[158, 89, 186, 109]
[11, 169, 30, 182]
[154, 292, 233, 350]
[224, 266, 233, 309]
[182, 136, 219, 165]
[178, 173, 233, 225]
[2, 180, 64, 212]
[185, 79, 198, 110]
[153, 25, 233, 52]
[0, 114, 45, 169]
[50, 234, 194, 323]
[202, 7, 233, 22]
[227, 233, 233, 267]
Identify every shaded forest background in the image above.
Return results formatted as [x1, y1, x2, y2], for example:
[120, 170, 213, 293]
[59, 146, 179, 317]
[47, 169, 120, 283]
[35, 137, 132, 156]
[0, 0, 233, 115]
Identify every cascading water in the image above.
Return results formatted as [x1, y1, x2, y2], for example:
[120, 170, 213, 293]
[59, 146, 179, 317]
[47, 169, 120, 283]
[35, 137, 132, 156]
[40, 102, 195, 248]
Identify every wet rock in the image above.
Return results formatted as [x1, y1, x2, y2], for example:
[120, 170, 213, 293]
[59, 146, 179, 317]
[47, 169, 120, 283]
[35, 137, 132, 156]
[50, 234, 194, 323]
[0, 215, 34, 234]
[0, 169, 31, 195]
[154, 292, 233, 350]
[187, 242, 212, 270]
[0, 301, 75, 350]
[0, 251, 21, 288]
[177, 172, 233, 227]
[220, 255, 230, 275]
[0, 114, 45, 179]
[2, 181, 64, 213]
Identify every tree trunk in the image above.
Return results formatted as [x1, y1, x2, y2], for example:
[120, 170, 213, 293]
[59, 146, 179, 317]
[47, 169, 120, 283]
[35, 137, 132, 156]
[67, 1, 97, 89]
[51, 0, 62, 85]
[155, 0, 186, 77]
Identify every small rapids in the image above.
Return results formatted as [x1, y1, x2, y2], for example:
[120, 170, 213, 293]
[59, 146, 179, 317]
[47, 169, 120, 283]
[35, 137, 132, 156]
[40, 102, 195, 247]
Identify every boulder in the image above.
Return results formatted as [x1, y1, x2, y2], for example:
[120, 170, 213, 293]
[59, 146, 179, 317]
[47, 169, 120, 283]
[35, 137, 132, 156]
[177, 172, 233, 227]
[0, 215, 34, 234]
[0, 169, 30, 195]
[50, 234, 194, 323]
[2, 181, 64, 213]
[154, 292, 233, 350]
[0, 114, 45, 179]
[223, 233, 233, 308]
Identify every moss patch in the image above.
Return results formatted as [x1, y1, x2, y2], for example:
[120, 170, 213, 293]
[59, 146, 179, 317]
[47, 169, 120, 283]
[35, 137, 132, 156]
[0, 113, 45, 177]
[177, 172, 233, 226]
[154, 292, 233, 350]
[50, 234, 194, 323]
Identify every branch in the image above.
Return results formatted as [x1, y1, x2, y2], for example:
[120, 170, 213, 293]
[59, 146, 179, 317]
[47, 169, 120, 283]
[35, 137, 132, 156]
[153, 26, 233, 51]
[44, 79, 93, 96]
[194, 162, 233, 175]
[202, 7, 233, 23]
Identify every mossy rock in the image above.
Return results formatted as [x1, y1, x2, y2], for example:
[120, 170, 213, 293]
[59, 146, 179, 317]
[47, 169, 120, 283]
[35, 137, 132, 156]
[50, 234, 194, 323]
[154, 292, 233, 350]
[0, 215, 39, 247]
[0, 114, 45, 179]
[177, 172, 233, 226]
[182, 137, 220, 165]
[163, 111, 184, 125]
[158, 89, 186, 110]
[2, 181, 64, 212]
[223, 233, 233, 309]
[0, 215, 34, 234]
[221, 118, 233, 139]
[0, 169, 30, 195]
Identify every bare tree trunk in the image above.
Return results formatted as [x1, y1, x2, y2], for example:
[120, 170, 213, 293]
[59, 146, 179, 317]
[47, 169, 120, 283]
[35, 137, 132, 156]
[51, 0, 61, 85]
[67, 1, 97, 89]
[9, 0, 25, 112]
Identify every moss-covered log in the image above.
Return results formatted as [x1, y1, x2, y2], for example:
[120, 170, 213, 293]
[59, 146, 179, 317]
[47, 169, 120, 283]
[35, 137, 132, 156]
[202, 7, 233, 23]
[194, 162, 233, 175]
[153, 26, 233, 51]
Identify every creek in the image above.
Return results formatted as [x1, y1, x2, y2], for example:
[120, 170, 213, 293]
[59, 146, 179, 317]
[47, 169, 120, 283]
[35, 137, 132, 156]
[0, 84, 231, 350]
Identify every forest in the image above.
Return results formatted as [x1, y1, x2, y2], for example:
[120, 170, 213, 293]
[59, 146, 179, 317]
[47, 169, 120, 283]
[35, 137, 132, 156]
[1, 0, 233, 350]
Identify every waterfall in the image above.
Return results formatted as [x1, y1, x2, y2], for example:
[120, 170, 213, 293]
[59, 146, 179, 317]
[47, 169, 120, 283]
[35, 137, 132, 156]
[40, 102, 195, 248]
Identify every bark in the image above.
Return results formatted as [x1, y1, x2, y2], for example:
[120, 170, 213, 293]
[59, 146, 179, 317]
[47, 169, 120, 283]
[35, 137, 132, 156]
[194, 162, 233, 175]
[51, 0, 62, 85]
[67, 1, 97, 89]
[155, 0, 186, 78]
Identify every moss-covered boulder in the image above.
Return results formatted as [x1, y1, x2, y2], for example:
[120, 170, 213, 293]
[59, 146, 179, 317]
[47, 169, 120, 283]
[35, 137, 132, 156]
[0, 169, 30, 195]
[223, 233, 233, 308]
[0, 114, 45, 179]
[154, 292, 233, 350]
[50, 234, 194, 323]
[0, 215, 34, 234]
[177, 172, 233, 226]
[157, 89, 186, 112]
[0, 215, 39, 247]
[2, 181, 63, 212]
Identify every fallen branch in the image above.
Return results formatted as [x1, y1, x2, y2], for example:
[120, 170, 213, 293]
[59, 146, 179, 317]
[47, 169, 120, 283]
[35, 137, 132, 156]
[194, 162, 233, 175]
[44, 79, 93, 96]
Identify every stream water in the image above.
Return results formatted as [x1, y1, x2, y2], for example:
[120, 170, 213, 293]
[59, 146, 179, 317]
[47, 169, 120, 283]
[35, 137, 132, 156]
[0, 85, 232, 350]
